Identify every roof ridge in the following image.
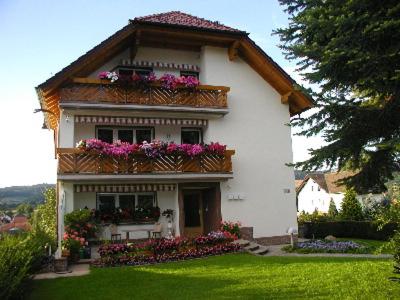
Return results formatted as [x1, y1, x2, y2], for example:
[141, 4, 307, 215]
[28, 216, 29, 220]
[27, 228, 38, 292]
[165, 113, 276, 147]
[131, 10, 244, 33]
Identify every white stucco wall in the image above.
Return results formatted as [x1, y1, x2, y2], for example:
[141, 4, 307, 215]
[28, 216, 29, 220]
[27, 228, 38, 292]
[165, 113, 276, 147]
[58, 44, 299, 239]
[199, 46, 297, 238]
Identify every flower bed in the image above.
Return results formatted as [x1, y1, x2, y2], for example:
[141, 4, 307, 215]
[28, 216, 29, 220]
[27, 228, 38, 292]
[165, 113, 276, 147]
[282, 239, 370, 254]
[93, 231, 241, 267]
[76, 139, 227, 159]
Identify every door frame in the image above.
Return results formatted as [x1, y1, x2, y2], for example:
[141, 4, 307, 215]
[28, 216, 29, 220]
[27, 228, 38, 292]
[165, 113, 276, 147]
[178, 182, 221, 237]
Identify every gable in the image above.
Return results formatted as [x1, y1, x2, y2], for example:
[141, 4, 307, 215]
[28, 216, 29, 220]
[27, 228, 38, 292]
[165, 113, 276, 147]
[36, 12, 313, 130]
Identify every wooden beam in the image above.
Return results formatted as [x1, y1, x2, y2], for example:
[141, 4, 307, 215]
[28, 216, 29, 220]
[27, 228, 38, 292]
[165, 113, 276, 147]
[281, 91, 293, 104]
[228, 40, 240, 61]
[130, 30, 141, 60]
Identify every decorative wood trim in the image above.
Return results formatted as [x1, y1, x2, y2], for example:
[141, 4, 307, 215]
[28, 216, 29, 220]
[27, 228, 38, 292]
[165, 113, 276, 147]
[228, 40, 240, 61]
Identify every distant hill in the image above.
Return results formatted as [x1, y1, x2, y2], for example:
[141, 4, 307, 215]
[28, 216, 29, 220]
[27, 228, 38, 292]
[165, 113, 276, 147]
[0, 184, 55, 209]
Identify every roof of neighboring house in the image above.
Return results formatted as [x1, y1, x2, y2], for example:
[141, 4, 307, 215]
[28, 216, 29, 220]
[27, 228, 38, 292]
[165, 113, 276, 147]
[36, 11, 314, 130]
[133, 11, 244, 33]
[0, 215, 31, 233]
[296, 171, 355, 194]
[295, 180, 303, 189]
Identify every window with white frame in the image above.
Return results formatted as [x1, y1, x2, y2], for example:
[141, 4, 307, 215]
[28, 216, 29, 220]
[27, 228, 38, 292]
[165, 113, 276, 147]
[180, 70, 199, 79]
[96, 193, 156, 213]
[181, 127, 202, 144]
[116, 67, 154, 77]
[97, 127, 154, 144]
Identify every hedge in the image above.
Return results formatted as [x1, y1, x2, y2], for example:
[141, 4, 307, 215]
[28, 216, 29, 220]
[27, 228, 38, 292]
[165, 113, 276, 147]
[299, 221, 398, 240]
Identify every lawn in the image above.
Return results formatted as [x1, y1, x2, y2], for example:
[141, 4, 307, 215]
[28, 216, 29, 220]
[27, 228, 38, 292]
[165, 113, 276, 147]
[29, 254, 400, 299]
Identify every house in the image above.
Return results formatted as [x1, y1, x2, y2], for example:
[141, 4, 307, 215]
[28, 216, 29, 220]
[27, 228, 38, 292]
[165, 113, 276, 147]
[0, 214, 31, 233]
[296, 171, 383, 213]
[35, 11, 313, 255]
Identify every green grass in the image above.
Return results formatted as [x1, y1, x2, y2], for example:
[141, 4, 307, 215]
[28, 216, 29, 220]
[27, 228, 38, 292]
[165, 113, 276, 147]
[29, 254, 400, 299]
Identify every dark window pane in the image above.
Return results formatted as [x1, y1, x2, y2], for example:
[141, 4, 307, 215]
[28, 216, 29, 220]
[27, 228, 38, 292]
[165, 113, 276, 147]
[181, 130, 201, 144]
[118, 129, 133, 143]
[119, 195, 135, 210]
[135, 68, 153, 76]
[98, 195, 115, 212]
[137, 194, 154, 209]
[184, 194, 200, 227]
[180, 71, 199, 79]
[136, 129, 152, 144]
[98, 129, 113, 144]
[118, 69, 134, 76]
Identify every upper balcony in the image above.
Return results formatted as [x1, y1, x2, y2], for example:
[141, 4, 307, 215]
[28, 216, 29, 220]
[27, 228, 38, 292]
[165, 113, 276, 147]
[59, 78, 230, 116]
[57, 148, 235, 181]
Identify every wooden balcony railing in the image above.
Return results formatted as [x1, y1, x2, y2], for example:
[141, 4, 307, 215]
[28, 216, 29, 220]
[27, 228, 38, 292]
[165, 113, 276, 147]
[57, 148, 234, 175]
[59, 78, 229, 109]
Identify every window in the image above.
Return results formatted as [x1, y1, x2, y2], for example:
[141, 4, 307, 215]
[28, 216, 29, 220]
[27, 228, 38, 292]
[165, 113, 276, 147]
[119, 194, 135, 211]
[311, 186, 314, 191]
[180, 71, 199, 79]
[137, 194, 154, 209]
[116, 67, 153, 77]
[97, 193, 156, 212]
[96, 127, 154, 144]
[317, 186, 321, 191]
[181, 128, 202, 144]
[97, 195, 116, 213]
[97, 128, 113, 144]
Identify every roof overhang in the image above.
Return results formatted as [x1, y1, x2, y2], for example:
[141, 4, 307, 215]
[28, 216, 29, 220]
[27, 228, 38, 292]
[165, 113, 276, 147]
[36, 22, 314, 130]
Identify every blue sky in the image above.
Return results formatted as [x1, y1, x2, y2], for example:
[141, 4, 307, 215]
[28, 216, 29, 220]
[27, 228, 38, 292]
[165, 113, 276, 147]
[0, 0, 320, 187]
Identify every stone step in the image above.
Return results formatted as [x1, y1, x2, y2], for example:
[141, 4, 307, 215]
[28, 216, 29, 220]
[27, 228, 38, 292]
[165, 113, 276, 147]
[233, 239, 251, 247]
[245, 243, 260, 251]
[253, 246, 269, 255]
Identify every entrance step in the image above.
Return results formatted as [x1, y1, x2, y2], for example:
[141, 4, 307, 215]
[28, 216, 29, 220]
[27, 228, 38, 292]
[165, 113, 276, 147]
[245, 243, 260, 251]
[252, 246, 269, 255]
[233, 239, 251, 247]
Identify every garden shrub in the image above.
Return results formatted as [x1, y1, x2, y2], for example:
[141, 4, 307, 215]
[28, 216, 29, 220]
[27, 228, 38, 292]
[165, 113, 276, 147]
[0, 231, 49, 300]
[299, 221, 398, 240]
[340, 188, 363, 220]
[31, 188, 57, 249]
[328, 200, 338, 218]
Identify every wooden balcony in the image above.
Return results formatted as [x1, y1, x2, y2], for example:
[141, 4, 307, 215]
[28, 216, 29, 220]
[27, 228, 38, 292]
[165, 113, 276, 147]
[59, 78, 229, 111]
[57, 148, 234, 179]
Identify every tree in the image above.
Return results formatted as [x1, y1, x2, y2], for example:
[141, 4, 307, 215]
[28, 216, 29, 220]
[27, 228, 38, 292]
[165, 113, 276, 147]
[340, 188, 363, 220]
[15, 203, 34, 217]
[275, 0, 400, 193]
[31, 189, 57, 248]
[328, 199, 338, 218]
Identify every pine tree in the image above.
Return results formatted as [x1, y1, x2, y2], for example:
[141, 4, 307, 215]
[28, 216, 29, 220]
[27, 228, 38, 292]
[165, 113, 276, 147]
[340, 188, 363, 220]
[328, 199, 338, 219]
[275, 0, 400, 193]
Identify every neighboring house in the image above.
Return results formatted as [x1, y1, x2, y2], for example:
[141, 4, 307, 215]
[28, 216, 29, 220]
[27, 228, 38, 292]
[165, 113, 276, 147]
[35, 11, 313, 254]
[296, 171, 383, 213]
[0, 214, 31, 233]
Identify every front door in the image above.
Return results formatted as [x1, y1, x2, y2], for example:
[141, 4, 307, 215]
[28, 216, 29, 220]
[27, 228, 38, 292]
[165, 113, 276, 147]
[183, 192, 203, 237]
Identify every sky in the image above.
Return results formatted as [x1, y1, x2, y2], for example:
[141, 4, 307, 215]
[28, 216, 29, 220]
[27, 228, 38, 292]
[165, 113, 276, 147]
[0, 0, 322, 188]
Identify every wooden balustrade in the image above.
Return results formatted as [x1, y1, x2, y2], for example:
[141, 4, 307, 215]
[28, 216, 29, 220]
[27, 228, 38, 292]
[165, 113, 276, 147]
[59, 78, 229, 109]
[57, 148, 234, 175]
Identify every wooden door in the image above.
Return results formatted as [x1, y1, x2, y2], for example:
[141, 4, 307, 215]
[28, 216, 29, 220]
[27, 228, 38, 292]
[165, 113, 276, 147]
[183, 192, 203, 237]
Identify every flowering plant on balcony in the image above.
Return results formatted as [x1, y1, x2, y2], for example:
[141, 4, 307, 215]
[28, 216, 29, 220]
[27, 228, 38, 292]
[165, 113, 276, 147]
[76, 139, 227, 159]
[98, 71, 119, 83]
[98, 71, 200, 89]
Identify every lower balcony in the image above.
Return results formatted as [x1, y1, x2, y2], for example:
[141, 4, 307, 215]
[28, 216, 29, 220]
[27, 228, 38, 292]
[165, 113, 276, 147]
[57, 148, 235, 181]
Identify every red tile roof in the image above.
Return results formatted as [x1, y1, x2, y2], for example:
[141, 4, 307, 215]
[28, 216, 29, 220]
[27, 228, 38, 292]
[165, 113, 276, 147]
[132, 11, 244, 33]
